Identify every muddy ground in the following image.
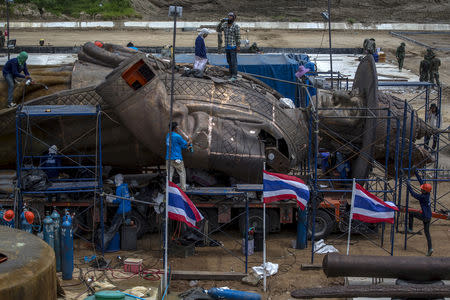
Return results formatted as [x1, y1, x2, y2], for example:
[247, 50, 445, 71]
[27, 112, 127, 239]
[12, 28, 447, 299]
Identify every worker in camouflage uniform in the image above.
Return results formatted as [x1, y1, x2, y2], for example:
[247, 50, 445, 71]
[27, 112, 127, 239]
[430, 55, 441, 87]
[363, 38, 376, 55]
[424, 48, 435, 62]
[419, 59, 430, 83]
[396, 42, 406, 71]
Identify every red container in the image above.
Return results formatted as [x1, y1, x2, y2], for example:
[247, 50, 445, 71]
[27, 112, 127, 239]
[123, 258, 143, 274]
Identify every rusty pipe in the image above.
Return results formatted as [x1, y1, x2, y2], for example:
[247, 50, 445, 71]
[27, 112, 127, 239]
[323, 253, 450, 281]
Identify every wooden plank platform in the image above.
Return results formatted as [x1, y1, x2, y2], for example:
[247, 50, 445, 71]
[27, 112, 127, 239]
[171, 270, 247, 281]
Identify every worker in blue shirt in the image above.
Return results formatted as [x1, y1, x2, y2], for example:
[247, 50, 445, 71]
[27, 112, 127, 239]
[103, 173, 132, 249]
[407, 169, 433, 256]
[2, 51, 31, 108]
[0, 209, 14, 227]
[166, 121, 191, 190]
[40, 145, 61, 179]
[126, 42, 138, 51]
[193, 28, 210, 77]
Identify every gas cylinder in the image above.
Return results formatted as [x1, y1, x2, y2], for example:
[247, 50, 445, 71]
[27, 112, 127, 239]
[207, 288, 261, 300]
[61, 210, 73, 280]
[51, 207, 61, 272]
[43, 212, 55, 249]
[20, 210, 33, 233]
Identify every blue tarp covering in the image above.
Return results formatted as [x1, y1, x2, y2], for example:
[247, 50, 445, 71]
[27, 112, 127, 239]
[175, 53, 309, 102]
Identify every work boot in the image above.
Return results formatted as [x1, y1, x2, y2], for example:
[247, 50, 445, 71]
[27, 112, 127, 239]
[7, 102, 16, 108]
[407, 228, 414, 234]
[426, 248, 434, 256]
[229, 76, 237, 82]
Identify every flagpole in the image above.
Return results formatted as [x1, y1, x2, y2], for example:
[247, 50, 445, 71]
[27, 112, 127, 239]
[262, 162, 267, 293]
[346, 178, 356, 256]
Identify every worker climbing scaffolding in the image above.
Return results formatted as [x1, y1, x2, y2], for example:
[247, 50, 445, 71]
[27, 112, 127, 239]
[406, 169, 433, 256]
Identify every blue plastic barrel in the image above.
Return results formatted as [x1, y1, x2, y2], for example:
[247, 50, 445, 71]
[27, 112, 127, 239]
[106, 232, 120, 253]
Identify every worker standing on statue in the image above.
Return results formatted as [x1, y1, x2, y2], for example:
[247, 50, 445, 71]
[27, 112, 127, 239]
[2, 51, 31, 108]
[193, 28, 210, 78]
[217, 12, 241, 82]
[166, 122, 191, 190]
[396, 42, 406, 71]
[406, 169, 433, 256]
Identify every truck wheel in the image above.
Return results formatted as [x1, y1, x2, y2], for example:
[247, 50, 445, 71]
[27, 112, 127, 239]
[308, 210, 334, 240]
[128, 210, 148, 238]
[239, 209, 270, 237]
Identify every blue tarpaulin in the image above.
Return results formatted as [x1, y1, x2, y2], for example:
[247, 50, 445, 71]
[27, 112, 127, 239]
[174, 53, 309, 102]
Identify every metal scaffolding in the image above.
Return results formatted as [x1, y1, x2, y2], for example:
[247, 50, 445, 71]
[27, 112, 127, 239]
[15, 105, 104, 252]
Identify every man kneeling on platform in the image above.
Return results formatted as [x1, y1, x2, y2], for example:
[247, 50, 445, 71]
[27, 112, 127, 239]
[102, 174, 131, 249]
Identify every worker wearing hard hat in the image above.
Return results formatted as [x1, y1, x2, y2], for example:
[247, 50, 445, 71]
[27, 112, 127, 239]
[0, 209, 15, 227]
[406, 169, 433, 256]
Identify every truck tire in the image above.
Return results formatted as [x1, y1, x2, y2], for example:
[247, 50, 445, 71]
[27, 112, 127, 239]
[128, 209, 148, 238]
[308, 209, 334, 240]
[239, 209, 270, 237]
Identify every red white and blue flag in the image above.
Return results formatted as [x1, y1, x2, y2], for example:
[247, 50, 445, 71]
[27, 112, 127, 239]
[352, 183, 398, 224]
[263, 170, 309, 210]
[168, 181, 204, 228]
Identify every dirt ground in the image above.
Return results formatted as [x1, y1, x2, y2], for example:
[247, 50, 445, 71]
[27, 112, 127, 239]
[11, 28, 447, 299]
[128, 0, 450, 22]
[6, 0, 450, 23]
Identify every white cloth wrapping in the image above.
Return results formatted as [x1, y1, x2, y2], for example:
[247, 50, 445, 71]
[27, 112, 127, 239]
[194, 56, 208, 71]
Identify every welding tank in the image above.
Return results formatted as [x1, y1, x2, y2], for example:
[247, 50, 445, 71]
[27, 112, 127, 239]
[207, 288, 261, 300]
[20, 210, 33, 233]
[61, 211, 73, 280]
[51, 208, 61, 272]
[43, 212, 55, 249]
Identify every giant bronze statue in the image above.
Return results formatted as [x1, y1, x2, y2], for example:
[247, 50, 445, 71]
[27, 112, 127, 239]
[0, 42, 434, 183]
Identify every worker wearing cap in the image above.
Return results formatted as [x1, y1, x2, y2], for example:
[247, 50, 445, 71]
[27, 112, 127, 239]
[0, 209, 14, 227]
[2, 51, 31, 108]
[166, 121, 190, 190]
[217, 12, 240, 82]
[193, 28, 210, 77]
[406, 169, 433, 256]
[396, 42, 406, 71]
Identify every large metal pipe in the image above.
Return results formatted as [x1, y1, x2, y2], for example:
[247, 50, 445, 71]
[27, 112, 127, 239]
[323, 253, 450, 281]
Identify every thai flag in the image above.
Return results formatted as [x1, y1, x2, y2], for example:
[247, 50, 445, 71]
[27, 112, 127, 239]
[263, 170, 309, 210]
[168, 181, 204, 228]
[352, 183, 398, 224]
